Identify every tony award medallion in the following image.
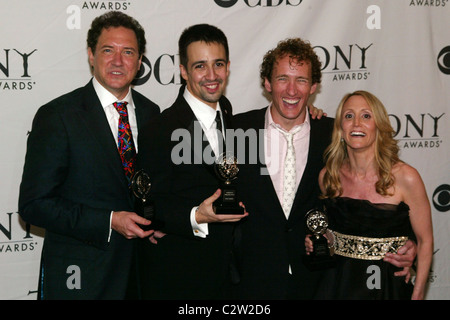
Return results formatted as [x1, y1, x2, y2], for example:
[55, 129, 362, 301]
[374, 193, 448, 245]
[131, 170, 162, 230]
[214, 152, 244, 215]
[303, 208, 335, 270]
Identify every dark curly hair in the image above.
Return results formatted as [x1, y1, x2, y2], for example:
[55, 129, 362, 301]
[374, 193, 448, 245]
[87, 11, 146, 56]
[260, 38, 322, 88]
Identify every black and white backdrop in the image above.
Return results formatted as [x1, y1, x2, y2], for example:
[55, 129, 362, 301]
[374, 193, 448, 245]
[0, 0, 449, 299]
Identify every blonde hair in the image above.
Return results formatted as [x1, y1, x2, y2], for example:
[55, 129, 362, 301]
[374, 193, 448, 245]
[322, 90, 401, 198]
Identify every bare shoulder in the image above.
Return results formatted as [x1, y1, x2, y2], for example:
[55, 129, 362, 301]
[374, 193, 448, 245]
[392, 162, 425, 192]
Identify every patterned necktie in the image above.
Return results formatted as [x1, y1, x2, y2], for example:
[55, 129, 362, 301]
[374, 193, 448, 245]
[277, 126, 301, 218]
[215, 110, 225, 155]
[113, 101, 136, 184]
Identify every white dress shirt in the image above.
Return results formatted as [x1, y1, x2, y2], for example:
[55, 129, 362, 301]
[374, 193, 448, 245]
[92, 77, 138, 151]
[184, 88, 225, 156]
[183, 89, 224, 238]
[92, 77, 138, 240]
[264, 105, 311, 218]
[264, 105, 311, 273]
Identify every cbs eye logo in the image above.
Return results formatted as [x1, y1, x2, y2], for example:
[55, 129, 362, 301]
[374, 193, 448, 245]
[437, 46, 450, 75]
[132, 55, 152, 86]
[433, 184, 450, 212]
[214, 0, 239, 7]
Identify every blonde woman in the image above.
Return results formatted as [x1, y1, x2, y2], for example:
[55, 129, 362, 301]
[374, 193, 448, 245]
[307, 91, 433, 300]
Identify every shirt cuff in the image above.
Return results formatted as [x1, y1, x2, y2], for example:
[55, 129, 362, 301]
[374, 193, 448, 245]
[190, 206, 209, 238]
[108, 211, 113, 242]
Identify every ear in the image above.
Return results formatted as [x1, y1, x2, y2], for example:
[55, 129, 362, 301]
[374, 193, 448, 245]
[310, 82, 318, 95]
[137, 54, 143, 71]
[180, 64, 188, 82]
[87, 47, 94, 68]
[264, 77, 272, 93]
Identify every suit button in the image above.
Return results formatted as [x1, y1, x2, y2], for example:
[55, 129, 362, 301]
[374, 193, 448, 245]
[286, 227, 293, 232]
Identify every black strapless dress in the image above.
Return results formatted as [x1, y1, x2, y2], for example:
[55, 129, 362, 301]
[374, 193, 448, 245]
[315, 197, 414, 300]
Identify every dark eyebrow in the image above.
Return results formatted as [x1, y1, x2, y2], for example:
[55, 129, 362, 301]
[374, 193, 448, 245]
[191, 58, 227, 67]
[99, 45, 137, 52]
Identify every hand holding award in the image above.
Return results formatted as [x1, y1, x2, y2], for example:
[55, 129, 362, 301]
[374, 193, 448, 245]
[131, 170, 163, 230]
[304, 208, 335, 270]
[213, 152, 245, 215]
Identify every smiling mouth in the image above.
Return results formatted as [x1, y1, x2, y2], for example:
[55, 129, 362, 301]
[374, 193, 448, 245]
[202, 81, 222, 94]
[205, 83, 219, 90]
[282, 98, 300, 105]
[350, 131, 366, 137]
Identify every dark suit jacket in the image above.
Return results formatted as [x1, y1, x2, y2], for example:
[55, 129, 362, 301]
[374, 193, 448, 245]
[231, 107, 334, 299]
[18, 80, 160, 299]
[136, 86, 236, 299]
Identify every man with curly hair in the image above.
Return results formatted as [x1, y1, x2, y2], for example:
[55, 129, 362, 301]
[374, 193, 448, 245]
[231, 38, 416, 299]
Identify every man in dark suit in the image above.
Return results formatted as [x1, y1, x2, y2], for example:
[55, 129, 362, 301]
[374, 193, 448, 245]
[232, 38, 417, 299]
[136, 24, 248, 299]
[18, 11, 159, 299]
[231, 38, 333, 299]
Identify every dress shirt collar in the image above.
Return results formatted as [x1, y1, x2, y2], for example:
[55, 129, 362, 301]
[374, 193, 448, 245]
[265, 103, 310, 134]
[183, 87, 222, 130]
[92, 77, 134, 109]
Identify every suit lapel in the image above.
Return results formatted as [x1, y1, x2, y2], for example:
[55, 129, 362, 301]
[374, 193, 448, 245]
[133, 89, 153, 130]
[253, 108, 286, 219]
[221, 97, 233, 132]
[133, 90, 145, 130]
[78, 81, 128, 187]
[289, 119, 323, 220]
[256, 108, 322, 221]
[172, 86, 217, 177]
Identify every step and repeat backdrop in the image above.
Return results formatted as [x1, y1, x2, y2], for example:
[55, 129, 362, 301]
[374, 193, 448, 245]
[1, 0, 449, 300]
